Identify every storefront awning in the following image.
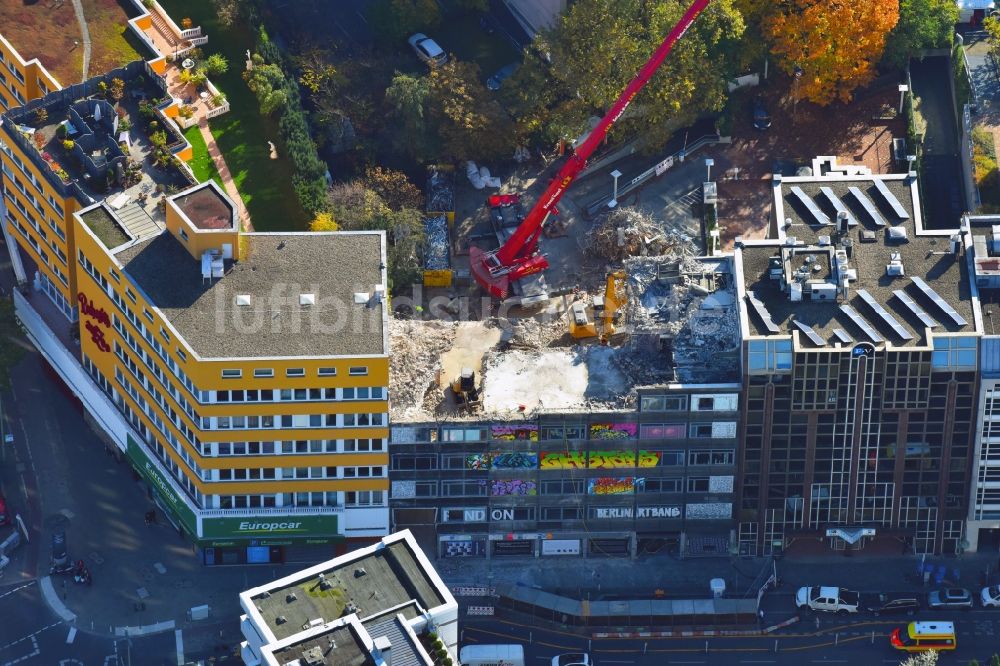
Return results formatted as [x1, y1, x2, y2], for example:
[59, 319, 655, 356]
[825, 527, 876, 544]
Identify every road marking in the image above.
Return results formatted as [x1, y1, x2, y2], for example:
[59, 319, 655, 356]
[1, 635, 39, 665]
[0, 581, 36, 600]
[601, 661, 635, 664]
[175, 628, 184, 666]
[65, 627, 76, 644]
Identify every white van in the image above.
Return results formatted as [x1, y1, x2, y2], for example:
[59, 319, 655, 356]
[459, 644, 525, 666]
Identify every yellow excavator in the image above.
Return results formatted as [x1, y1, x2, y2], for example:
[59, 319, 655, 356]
[450, 367, 482, 411]
[568, 270, 626, 343]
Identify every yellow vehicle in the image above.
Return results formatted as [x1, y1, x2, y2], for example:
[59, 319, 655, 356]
[890, 621, 956, 652]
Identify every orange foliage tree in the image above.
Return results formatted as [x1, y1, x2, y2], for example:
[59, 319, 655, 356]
[765, 0, 899, 106]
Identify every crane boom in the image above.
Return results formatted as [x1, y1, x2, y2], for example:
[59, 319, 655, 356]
[470, 0, 711, 299]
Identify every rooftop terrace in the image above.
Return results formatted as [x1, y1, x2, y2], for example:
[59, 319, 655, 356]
[1, 63, 195, 223]
[268, 624, 371, 666]
[114, 230, 387, 360]
[737, 157, 979, 346]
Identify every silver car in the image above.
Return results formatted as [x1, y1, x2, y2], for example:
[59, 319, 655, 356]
[928, 587, 973, 610]
[408, 33, 447, 66]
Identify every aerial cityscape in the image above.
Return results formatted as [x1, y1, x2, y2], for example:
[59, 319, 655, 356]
[3, 0, 1000, 664]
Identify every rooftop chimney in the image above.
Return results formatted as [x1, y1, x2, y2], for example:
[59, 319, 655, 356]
[373, 635, 392, 666]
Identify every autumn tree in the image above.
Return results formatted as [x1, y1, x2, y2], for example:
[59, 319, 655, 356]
[326, 181, 425, 290]
[883, 0, 959, 68]
[363, 166, 424, 211]
[427, 59, 518, 161]
[310, 212, 339, 231]
[509, 0, 745, 151]
[384, 72, 436, 161]
[765, 0, 899, 106]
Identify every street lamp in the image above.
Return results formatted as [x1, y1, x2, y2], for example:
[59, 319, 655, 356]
[705, 158, 714, 182]
[608, 169, 622, 208]
[898, 84, 909, 115]
[792, 65, 803, 124]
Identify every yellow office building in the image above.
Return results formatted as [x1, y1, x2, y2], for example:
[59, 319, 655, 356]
[2, 68, 390, 565]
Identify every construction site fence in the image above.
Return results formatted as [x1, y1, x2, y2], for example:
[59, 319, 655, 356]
[495, 582, 758, 629]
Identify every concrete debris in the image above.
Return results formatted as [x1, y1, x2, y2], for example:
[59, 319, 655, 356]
[423, 215, 449, 270]
[585, 207, 695, 262]
[389, 319, 457, 420]
[426, 166, 454, 212]
[621, 256, 741, 384]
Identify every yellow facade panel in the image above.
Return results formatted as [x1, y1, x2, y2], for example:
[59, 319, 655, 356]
[208, 478, 389, 495]
[197, 452, 388, 471]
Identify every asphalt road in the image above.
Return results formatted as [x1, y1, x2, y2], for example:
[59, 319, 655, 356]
[463, 609, 1000, 665]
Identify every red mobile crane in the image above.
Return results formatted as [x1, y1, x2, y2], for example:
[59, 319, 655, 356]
[470, 0, 711, 299]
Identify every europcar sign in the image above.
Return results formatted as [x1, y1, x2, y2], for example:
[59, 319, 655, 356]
[200, 514, 339, 541]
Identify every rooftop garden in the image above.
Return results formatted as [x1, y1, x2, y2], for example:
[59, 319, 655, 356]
[80, 205, 130, 249]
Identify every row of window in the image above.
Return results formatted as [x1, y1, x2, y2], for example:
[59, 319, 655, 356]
[5, 213, 67, 288]
[391, 449, 735, 470]
[209, 438, 385, 456]
[210, 490, 383, 509]
[222, 366, 369, 379]
[212, 411, 386, 430]
[1, 137, 66, 219]
[215, 466, 386, 481]
[215, 386, 385, 403]
[430, 421, 737, 443]
[408, 476, 726, 498]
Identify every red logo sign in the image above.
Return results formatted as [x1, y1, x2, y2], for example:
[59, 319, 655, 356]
[77, 293, 110, 328]
[85, 320, 111, 353]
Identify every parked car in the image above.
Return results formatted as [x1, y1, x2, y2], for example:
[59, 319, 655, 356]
[982, 585, 1000, 608]
[487, 63, 519, 91]
[928, 588, 973, 610]
[0, 492, 10, 526]
[408, 33, 447, 66]
[551, 654, 590, 666]
[752, 95, 771, 130]
[868, 598, 921, 616]
[795, 586, 860, 614]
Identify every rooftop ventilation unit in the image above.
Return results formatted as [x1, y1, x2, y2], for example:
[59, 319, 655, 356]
[275, 615, 286, 624]
[811, 284, 837, 301]
[299, 293, 315, 306]
[286, 592, 297, 603]
[887, 226, 908, 242]
[859, 229, 877, 243]
[353, 292, 369, 304]
[950, 234, 962, 255]
[818, 235, 831, 246]
[354, 567, 367, 578]
[235, 294, 251, 306]
[886, 252, 905, 277]
[302, 645, 325, 666]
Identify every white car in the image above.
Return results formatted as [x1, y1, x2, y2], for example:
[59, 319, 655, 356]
[795, 585, 860, 614]
[982, 585, 1000, 608]
[551, 654, 591, 666]
[408, 33, 447, 66]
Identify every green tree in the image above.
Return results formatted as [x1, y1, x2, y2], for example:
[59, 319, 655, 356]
[427, 59, 518, 161]
[384, 72, 435, 160]
[243, 54, 288, 116]
[204, 53, 229, 76]
[326, 182, 425, 291]
[511, 0, 745, 151]
[369, 0, 441, 44]
[883, 0, 959, 68]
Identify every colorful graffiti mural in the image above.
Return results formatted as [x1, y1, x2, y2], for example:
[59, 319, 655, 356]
[490, 424, 539, 441]
[465, 452, 539, 470]
[587, 477, 644, 495]
[490, 479, 537, 496]
[539, 451, 661, 469]
[590, 423, 637, 440]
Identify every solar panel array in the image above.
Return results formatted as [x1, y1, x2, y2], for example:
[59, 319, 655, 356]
[793, 320, 826, 346]
[910, 277, 967, 326]
[840, 303, 885, 342]
[790, 186, 832, 225]
[893, 290, 939, 329]
[746, 292, 780, 334]
[856, 289, 914, 341]
[820, 187, 858, 227]
[833, 329, 853, 344]
[847, 186, 887, 226]
[873, 179, 909, 220]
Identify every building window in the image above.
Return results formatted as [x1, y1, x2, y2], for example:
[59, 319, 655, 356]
[640, 395, 687, 411]
[176, 348, 187, 362]
[285, 368, 305, 377]
[932, 336, 976, 370]
[688, 449, 735, 466]
[179, 228, 188, 241]
[349, 366, 368, 376]
[687, 477, 710, 492]
[125, 288, 137, 303]
[318, 367, 337, 376]
[747, 339, 793, 373]
[109, 269, 120, 283]
[254, 368, 274, 378]
[221, 369, 242, 379]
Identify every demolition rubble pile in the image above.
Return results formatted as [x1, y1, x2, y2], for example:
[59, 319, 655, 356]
[423, 215, 449, 270]
[389, 319, 457, 420]
[426, 166, 454, 212]
[585, 207, 693, 262]
[617, 255, 741, 384]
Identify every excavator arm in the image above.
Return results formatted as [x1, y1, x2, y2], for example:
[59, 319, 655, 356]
[470, 0, 711, 298]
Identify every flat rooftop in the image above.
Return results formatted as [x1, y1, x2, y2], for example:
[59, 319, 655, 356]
[738, 160, 978, 346]
[115, 231, 387, 359]
[269, 624, 371, 666]
[249, 539, 446, 642]
[173, 186, 234, 230]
